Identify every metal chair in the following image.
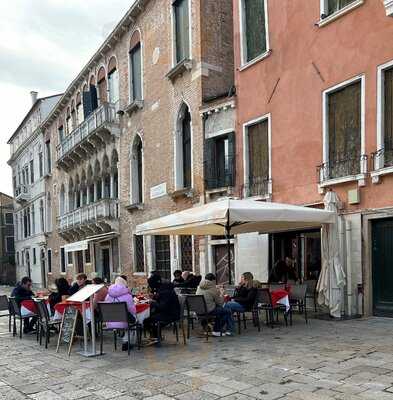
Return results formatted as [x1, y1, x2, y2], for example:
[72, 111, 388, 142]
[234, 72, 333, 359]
[97, 302, 141, 356]
[0, 295, 11, 332]
[254, 288, 288, 330]
[269, 283, 286, 291]
[174, 295, 187, 345]
[35, 300, 61, 348]
[289, 284, 308, 324]
[185, 295, 216, 341]
[305, 280, 318, 312]
[9, 297, 34, 339]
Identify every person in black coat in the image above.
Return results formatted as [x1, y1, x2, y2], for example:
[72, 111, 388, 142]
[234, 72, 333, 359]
[11, 276, 37, 333]
[69, 273, 90, 295]
[172, 270, 185, 287]
[48, 278, 70, 312]
[144, 272, 181, 339]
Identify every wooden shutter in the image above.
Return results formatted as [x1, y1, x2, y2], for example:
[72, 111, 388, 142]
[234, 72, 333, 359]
[248, 119, 269, 186]
[245, 0, 266, 62]
[175, 0, 190, 63]
[182, 108, 192, 188]
[204, 137, 217, 190]
[328, 81, 361, 177]
[131, 44, 142, 101]
[83, 90, 93, 119]
[227, 132, 236, 187]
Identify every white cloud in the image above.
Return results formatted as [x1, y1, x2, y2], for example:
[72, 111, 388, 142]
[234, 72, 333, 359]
[0, 0, 133, 196]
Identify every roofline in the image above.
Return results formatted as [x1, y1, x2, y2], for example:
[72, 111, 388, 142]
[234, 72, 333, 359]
[0, 192, 14, 201]
[7, 93, 63, 144]
[41, 0, 149, 130]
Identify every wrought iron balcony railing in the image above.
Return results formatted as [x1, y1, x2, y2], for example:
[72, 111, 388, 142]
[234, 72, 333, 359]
[56, 102, 119, 162]
[57, 198, 119, 232]
[204, 155, 235, 190]
[317, 154, 368, 183]
[243, 176, 272, 198]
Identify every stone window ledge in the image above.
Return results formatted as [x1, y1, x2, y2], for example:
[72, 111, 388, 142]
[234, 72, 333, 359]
[166, 59, 193, 81]
[126, 203, 144, 212]
[318, 173, 366, 193]
[125, 100, 144, 115]
[169, 187, 196, 200]
[317, 0, 364, 27]
[371, 166, 393, 184]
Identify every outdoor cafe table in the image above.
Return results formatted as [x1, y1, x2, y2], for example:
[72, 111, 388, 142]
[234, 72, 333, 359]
[20, 299, 50, 317]
[270, 289, 290, 312]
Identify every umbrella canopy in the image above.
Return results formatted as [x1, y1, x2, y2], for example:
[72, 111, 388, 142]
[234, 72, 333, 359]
[135, 198, 335, 236]
[317, 191, 346, 318]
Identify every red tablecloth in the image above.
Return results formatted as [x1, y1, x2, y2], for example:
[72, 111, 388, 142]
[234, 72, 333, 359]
[270, 289, 290, 310]
[54, 301, 90, 315]
[21, 300, 38, 314]
[135, 303, 149, 313]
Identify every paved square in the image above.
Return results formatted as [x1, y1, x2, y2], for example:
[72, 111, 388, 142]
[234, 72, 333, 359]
[2, 288, 393, 399]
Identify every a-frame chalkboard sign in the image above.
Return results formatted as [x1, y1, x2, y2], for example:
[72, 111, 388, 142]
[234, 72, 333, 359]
[56, 306, 83, 356]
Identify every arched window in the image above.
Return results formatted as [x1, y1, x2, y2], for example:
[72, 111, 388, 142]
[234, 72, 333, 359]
[71, 100, 76, 129]
[68, 178, 74, 211]
[46, 193, 52, 232]
[129, 31, 142, 102]
[97, 67, 107, 104]
[108, 57, 119, 104]
[60, 184, 65, 215]
[39, 199, 44, 232]
[102, 155, 110, 198]
[81, 170, 87, 206]
[87, 164, 94, 204]
[94, 160, 102, 201]
[111, 149, 119, 199]
[66, 107, 72, 135]
[76, 92, 83, 124]
[175, 104, 192, 189]
[75, 174, 81, 208]
[130, 135, 143, 204]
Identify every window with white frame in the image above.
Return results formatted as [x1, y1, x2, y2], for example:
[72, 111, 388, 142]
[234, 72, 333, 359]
[173, 0, 190, 64]
[129, 33, 142, 103]
[376, 62, 393, 170]
[38, 146, 43, 178]
[321, 0, 358, 17]
[244, 115, 271, 197]
[108, 57, 119, 104]
[321, 77, 364, 181]
[240, 0, 269, 65]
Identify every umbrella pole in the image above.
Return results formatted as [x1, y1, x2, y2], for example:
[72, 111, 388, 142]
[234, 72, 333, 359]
[226, 224, 232, 285]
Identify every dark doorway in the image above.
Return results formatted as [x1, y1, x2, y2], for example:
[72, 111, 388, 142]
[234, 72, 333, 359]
[372, 218, 393, 316]
[102, 248, 111, 283]
[214, 244, 234, 286]
[76, 251, 84, 274]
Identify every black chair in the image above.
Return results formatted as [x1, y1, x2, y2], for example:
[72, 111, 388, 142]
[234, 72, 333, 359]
[97, 302, 141, 356]
[269, 283, 286, 291]
[173, 295, 187, 345]
[9, 297, 35, 339]
[289, 284, 308, 324]
[185, 295, 217, 341]
[35, 300, 61, 348]
[254, 288, 288, 330]
[0, 295, 11, 332]
[305, 280, 318, 312]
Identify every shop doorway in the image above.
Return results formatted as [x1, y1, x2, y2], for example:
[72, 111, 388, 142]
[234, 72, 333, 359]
[102, 247, 111, 283]
[372, 218, 393, 316]
[213, 243, 235, 285]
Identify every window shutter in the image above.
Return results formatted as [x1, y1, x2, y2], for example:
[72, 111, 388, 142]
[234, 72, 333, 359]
[227, 132, 236, 187]
[175, 0, 190, 63]
[245, 0, 267, 62]
[83, 90, 93, 119]
[131, 44, 142, 101]
[90, 85, 98, 111]
[204, 137, 217, 190]
[248, 120, 269, 183]
[182, 109, 192, 188]
[384, 68, 393, 151]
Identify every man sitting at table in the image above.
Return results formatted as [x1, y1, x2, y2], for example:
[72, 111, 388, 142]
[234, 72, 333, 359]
[11, 276, 37, 333]
[172, 270, 184, 287]
[144, 272, 180, 340]
[196, 273, 234, 337]
[69, 273, 90, 296]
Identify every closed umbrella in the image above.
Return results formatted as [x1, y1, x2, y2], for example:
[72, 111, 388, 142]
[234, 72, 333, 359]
[136, 198, 335, 284]
[317, 191, 346, 318]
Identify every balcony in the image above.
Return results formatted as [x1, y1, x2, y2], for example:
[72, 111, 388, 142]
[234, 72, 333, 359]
[57, 198, 119, 240]
[370, 148, 393, 183]
[243, 176, 272, 199]
[15, 185, 30, 203]
[56, 102, 120, 170]
[317, 154, 368, 188]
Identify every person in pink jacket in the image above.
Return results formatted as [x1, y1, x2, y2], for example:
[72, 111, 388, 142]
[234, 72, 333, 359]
[104, 277, 136, 351]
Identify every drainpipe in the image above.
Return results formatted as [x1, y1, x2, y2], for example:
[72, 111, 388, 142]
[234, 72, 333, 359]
[345, 220, 353, 316]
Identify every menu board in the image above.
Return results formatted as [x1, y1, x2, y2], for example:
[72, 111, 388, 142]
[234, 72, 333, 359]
[56, 306, 83, 356]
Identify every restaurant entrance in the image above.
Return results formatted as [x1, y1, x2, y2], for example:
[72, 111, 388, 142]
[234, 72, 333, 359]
[270, 229, 321, 282]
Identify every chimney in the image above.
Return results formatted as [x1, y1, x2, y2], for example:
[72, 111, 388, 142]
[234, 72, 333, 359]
[30, 91, 38, 105]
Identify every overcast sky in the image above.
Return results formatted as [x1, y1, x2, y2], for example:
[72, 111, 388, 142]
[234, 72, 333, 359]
[0, 0, 133, 196]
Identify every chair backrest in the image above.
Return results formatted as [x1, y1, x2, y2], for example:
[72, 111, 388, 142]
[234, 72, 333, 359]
[0, 295, 9, 312]
[185, 295, 208, 315]
[269, 284, 286, 291]
[290, 284, 307, 300]
[8, 297, 21, 316]
[255, 288, 272, 306]
[304, 280, 317, 295]
[180, 287, 196, 295]
[35, 300, 50, 322]
[98, 302, 129, 323]
[177, 294, 187, 319]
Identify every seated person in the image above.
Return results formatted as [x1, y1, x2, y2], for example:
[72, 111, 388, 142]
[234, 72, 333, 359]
[181, 271, 202, 289]
[11, 276, 37, 333]
[92, 277, 108, 309]
[172, 270, 184, 287]
[69, 273, 90, 295]
[224, 272, 257, 316]
[196, 273, 233, 336]
[144, 272, 180, 339]
[48, 278, 70, 312]
[104, 277, 136, 351]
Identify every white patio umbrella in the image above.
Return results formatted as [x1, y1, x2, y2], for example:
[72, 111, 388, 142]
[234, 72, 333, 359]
[317, 191, 346, 318]
[136, 198, 335, 284]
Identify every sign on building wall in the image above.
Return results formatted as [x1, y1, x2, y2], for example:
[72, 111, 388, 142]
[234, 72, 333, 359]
[150, 182, 167, 199]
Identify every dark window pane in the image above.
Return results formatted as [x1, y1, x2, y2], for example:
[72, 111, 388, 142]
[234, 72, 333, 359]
[61, 248, 66, 273]
[135, 235, 145, 272]
[155, 235, 171, 280]
[244, 0, 267, 62]
[181, 235, 193, 271]
[5, 213, 13, 224]
[47, 249, 52, 273]
[29, 160, 34, 183]
[182, 108, 192, 188]
[137, 141, 143, 203]
[328, 81, 361, 178]
[327, 0, 356, 15]
[384, 67, 393, 166]
[130, 44, 142, 101]
[174, 0, 190, 63]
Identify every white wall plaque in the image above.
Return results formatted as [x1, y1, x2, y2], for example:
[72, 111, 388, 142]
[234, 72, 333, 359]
[150, 182, 167, 199]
